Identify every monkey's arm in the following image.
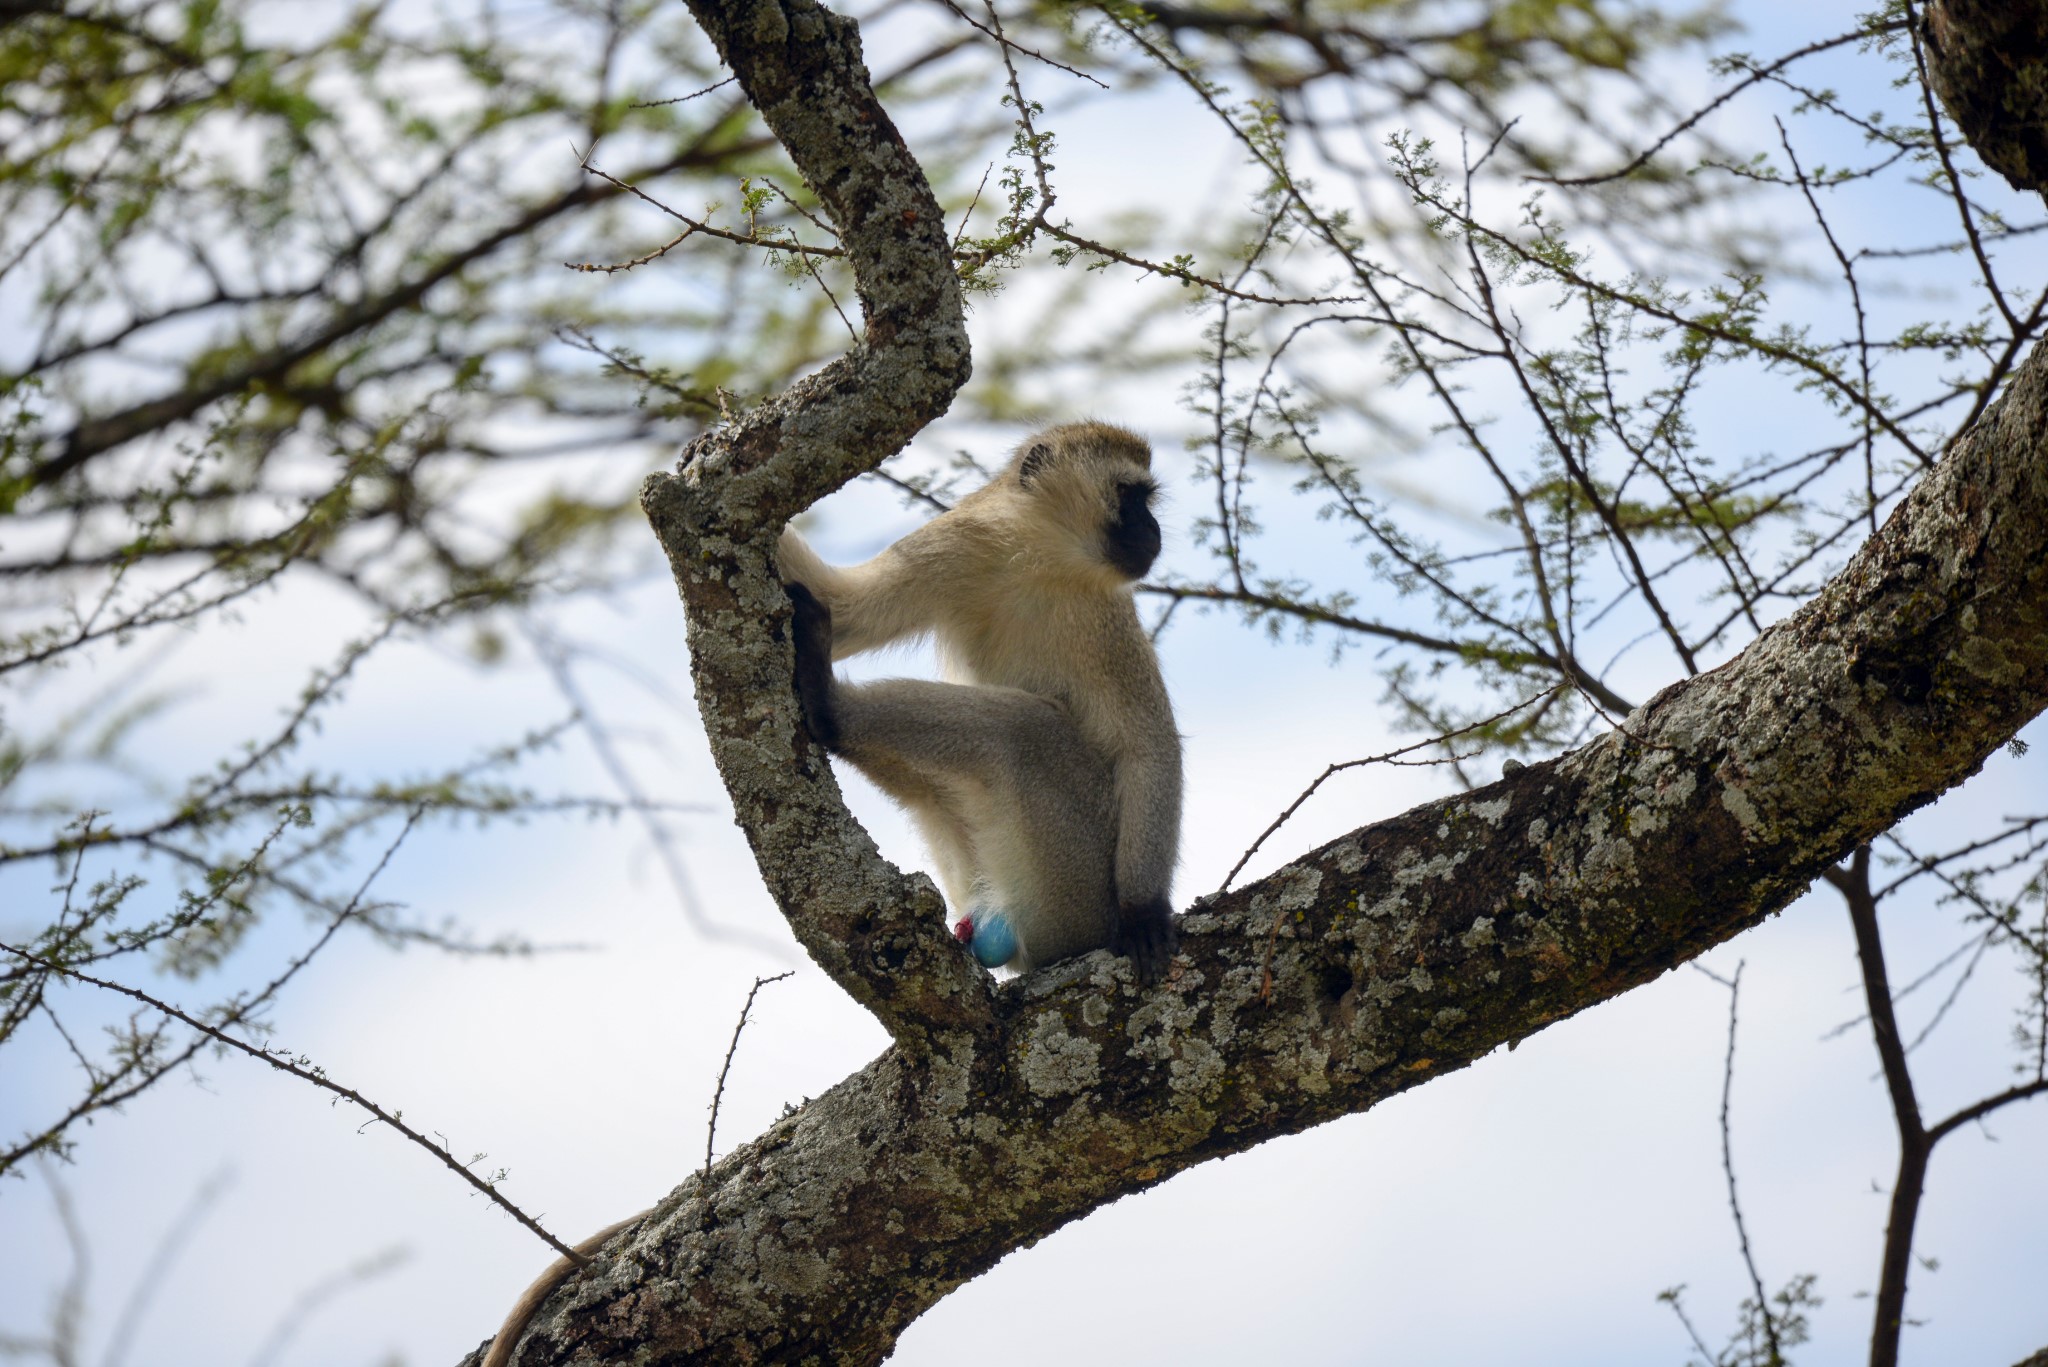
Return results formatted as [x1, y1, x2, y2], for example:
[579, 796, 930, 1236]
[777, 528, 935, 659]
[1110, 735, 1182, 982]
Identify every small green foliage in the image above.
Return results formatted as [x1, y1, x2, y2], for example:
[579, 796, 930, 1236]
[1659, 1275, 1821, 1367]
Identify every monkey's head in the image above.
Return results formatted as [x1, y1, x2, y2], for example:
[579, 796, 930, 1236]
[1006, 421, 1161, 585]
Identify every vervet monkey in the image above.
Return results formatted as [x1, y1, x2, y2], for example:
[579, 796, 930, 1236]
[780, 420, 1182, 980]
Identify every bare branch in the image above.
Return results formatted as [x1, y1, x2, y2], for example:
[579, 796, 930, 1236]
[0, 943, 586, 1265]
[704, 972, 796, 1184]
[640, 0, 987, 1042]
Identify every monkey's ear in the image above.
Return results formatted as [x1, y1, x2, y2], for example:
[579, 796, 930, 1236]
[1018, 442, 1053, 488]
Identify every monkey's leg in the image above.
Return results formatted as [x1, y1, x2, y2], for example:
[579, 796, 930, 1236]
[1111, 899, 1178, 985]
[791, 584, 988, 920]
[1107, 734, 1182, 983]
[834, 679, 1119, 971]
[789, 582, 1123, 973]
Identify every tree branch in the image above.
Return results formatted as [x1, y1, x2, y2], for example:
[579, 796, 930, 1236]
[637, 0, 981, 1044]
[1920, 0, 2048, 194]
[1831, 846, 1928, 1367]
[482, 0, 2048, 1362]
[494, 213, 2048, 1367]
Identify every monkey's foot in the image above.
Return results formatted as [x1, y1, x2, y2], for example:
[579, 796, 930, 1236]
[1113, 899, 1178, 984]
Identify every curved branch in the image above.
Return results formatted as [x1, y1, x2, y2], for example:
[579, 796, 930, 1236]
[1928, 1077, 2048, 1143]
[637, 0, 979, 1042]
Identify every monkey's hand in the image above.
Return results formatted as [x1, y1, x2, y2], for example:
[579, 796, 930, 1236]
[786, 582, 841, 750]
[775, 526, 828, 592]
[1113, 897, 1178, 984]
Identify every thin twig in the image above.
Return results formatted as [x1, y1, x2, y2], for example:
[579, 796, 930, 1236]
[523, 621, 793, 957]
[1227, 689, 1553, 895]
[863, 465, 953, 513]
[568, 155, 845, 272]
[1537, 24, 1906, 187]
[1927, 1077, 2048, 1143]
[953, 162, 995, 251]
[1904, 6, 2020, 334]
[705, 972, 796, 1184]
[931, 0, 1107, 87]
[0, 945, 586, 1264]
[1244, 692, 1553, 1005]
[1776, 118, 1881, 536]
[633, 76, 737, 109]
[1696, 960, 1785, 1366]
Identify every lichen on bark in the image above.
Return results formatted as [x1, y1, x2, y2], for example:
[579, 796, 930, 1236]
[1922, 0, 2048, 194]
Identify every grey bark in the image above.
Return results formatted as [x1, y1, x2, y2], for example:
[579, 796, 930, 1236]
[1921, 0, 2048, 194]
[469, 0, 2048, 1362]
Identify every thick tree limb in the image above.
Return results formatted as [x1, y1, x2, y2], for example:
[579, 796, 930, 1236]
[637, 0, 980, 1043]
[475, 0, 2048, 1363]
[1922, 0, 2048, 194]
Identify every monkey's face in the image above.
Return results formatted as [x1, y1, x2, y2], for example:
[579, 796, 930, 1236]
[1102, 475, 1161, 580]
[1018, 455, 1159, 583]
[1009, 423, 1161, 584]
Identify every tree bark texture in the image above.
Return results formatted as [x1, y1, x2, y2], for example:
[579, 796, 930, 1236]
[1921, 0, 2048, 194]
[471, 0, 2048, 1362]
[638, 0, 984, 1043]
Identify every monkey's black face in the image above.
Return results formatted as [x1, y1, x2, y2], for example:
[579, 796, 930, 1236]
[1104, 480, 1161, 579]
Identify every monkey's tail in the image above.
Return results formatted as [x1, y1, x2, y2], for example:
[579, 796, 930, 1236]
[480, 1210, 648, 1367]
